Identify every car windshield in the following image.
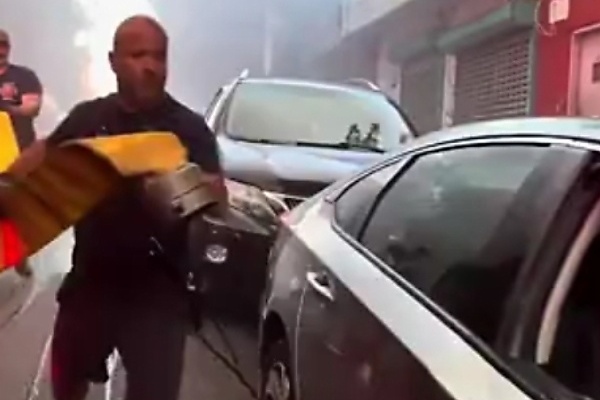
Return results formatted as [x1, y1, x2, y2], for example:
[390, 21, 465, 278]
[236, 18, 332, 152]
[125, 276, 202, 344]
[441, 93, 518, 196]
[224, 81, 412, 151]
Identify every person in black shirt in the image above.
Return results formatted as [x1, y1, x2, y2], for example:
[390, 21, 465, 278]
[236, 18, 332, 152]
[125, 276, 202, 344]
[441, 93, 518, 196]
[0, 29, 43, 149]
[28, 16, 226, 400]
[0, 29, 43, 278]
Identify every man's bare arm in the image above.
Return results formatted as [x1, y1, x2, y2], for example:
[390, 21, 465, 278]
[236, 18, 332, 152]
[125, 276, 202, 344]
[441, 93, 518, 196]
[4, 93, 42, 117]
[3, 67, 43, 118]
[8, 101, 88, 176]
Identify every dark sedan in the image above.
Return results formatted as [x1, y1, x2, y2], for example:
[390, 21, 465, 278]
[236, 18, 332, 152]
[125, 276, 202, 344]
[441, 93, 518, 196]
[260, 117, 600, 400]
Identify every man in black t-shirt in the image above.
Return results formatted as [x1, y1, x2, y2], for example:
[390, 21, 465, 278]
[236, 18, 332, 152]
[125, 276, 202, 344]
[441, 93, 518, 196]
[0, 29, 43, 278]
[17, 16, 226, 400]
[0, 29, 43, 149]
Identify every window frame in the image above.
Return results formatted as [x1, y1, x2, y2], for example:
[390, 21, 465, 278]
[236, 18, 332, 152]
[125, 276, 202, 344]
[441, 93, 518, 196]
[204, 86, 224, 123]
[206, 80, 241, 134]
[332, 160, 406, 238]
[215, 81, 247, 137]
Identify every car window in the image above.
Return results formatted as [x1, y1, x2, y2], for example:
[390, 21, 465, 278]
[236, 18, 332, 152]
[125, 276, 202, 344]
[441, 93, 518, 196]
[335, 162, 402, 238]
[360, 145, 547, 344]
[224, 81, 413, 151]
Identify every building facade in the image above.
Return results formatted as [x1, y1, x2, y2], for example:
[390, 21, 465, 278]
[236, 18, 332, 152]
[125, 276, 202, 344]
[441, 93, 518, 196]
[535, 0, 600, 117]
[315, 0, 541, 134]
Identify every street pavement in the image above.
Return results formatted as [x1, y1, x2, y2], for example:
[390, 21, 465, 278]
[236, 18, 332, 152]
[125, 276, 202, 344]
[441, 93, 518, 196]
[0, 230, 259, 400]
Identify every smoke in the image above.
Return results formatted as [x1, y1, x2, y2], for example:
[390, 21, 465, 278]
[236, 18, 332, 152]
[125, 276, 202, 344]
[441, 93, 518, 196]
[0, 0, 341, 132]
[72, 0, 160, 98]
[0, 0, 88, 134]
[152, 0, 269, 108]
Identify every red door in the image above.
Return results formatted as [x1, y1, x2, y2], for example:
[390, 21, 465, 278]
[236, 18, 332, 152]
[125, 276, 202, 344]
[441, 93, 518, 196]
[571, 28, 600, 117]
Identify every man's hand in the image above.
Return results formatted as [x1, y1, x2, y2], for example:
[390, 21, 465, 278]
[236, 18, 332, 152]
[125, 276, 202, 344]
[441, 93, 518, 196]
[3, 93, 41, 117]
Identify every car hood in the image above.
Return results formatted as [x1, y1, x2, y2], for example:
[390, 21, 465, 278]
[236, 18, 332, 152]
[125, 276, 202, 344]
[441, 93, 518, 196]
[217, 135, 384, 194]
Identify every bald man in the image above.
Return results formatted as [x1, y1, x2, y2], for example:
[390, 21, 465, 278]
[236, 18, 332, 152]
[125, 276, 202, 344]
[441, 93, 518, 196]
[41, 16, 225, 400]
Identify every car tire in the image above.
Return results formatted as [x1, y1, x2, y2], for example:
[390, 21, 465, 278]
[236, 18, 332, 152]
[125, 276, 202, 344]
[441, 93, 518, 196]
[260, 339, 295, 400]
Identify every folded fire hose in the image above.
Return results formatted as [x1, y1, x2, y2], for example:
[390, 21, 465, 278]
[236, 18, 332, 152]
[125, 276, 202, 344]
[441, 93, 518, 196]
[0, 127, 221, 271]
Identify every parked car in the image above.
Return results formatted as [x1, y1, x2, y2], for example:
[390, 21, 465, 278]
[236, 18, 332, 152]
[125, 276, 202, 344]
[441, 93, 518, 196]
[195, 73, 416, 320]
[259, 117, 600, 400]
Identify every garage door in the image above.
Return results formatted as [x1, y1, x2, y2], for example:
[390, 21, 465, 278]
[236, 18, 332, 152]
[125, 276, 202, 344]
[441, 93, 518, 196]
[400, 53, 445, 135]
[454, 29, 532, 124]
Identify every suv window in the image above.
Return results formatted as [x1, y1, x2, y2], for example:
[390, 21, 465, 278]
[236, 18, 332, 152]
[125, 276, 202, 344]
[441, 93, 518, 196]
[360, 145, 547, 344]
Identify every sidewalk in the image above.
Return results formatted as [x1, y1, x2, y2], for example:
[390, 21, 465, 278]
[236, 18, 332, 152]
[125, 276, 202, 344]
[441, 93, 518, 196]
[0, 275, 57, 400]
[0, 271, 35, 329]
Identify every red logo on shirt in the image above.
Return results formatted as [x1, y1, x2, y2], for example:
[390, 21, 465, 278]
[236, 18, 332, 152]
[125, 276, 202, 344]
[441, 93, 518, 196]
[0, 82, 18, 102]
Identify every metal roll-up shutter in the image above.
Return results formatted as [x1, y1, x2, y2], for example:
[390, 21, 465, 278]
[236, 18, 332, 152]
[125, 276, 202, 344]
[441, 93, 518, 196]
[400, 53, 445, 135]
[454, 29, 532, 124]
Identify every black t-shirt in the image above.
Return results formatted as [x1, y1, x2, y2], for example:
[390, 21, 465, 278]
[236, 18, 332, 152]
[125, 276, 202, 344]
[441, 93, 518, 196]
[49, 94, 222, 302]
[0, 64, 42, 149]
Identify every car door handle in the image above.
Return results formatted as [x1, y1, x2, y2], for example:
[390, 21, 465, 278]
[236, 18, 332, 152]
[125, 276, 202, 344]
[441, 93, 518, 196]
[306, 271, 334, 301]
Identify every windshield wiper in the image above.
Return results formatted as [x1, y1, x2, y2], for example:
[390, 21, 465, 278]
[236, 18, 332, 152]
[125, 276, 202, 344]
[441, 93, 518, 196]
[227, 135, 384, 153]
[294, 141, 384, 153]
[226, 135, 295, 146]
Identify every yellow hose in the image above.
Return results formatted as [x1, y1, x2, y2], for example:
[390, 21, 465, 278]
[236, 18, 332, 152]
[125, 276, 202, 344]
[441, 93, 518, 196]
[0, 132, 188, 269]
[0, 112, 20, 172]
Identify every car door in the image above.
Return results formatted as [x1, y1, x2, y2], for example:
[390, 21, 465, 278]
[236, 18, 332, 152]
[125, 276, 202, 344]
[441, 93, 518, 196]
[349, 141, 586, 400]
[490, 143, 600, 400]
[294, 162, 402, 400]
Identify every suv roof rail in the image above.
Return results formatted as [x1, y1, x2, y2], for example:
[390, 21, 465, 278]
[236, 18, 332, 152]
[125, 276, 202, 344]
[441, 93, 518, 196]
[343, 78, 381, 92]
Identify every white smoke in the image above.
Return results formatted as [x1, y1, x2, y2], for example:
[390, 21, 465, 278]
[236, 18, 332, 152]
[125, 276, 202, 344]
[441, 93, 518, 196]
[72, 0, 159, 97]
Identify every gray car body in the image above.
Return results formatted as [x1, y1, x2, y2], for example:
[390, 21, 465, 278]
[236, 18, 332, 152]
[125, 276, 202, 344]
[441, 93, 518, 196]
[261, 117, 600, 400]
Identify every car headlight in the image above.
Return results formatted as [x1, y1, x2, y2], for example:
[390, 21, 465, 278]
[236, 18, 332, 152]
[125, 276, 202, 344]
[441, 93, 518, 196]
[225, 179, 281, 224]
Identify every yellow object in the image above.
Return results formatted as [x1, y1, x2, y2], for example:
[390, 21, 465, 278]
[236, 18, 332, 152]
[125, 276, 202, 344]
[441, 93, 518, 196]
[0, 111, 20, 171]
[0, 131, 188, 263]
[77, 132, 187, 176]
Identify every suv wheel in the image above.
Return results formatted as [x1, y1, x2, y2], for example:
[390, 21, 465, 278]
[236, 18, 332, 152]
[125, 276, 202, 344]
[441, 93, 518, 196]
[261, 339, 294, 400]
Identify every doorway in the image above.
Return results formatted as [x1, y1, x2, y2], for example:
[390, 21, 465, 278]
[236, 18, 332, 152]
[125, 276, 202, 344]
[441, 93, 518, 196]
[570, 26, 600, 117]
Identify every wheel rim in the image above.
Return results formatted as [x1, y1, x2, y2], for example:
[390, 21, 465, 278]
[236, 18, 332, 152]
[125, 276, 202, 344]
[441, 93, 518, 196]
[264, 361, 291, 400]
